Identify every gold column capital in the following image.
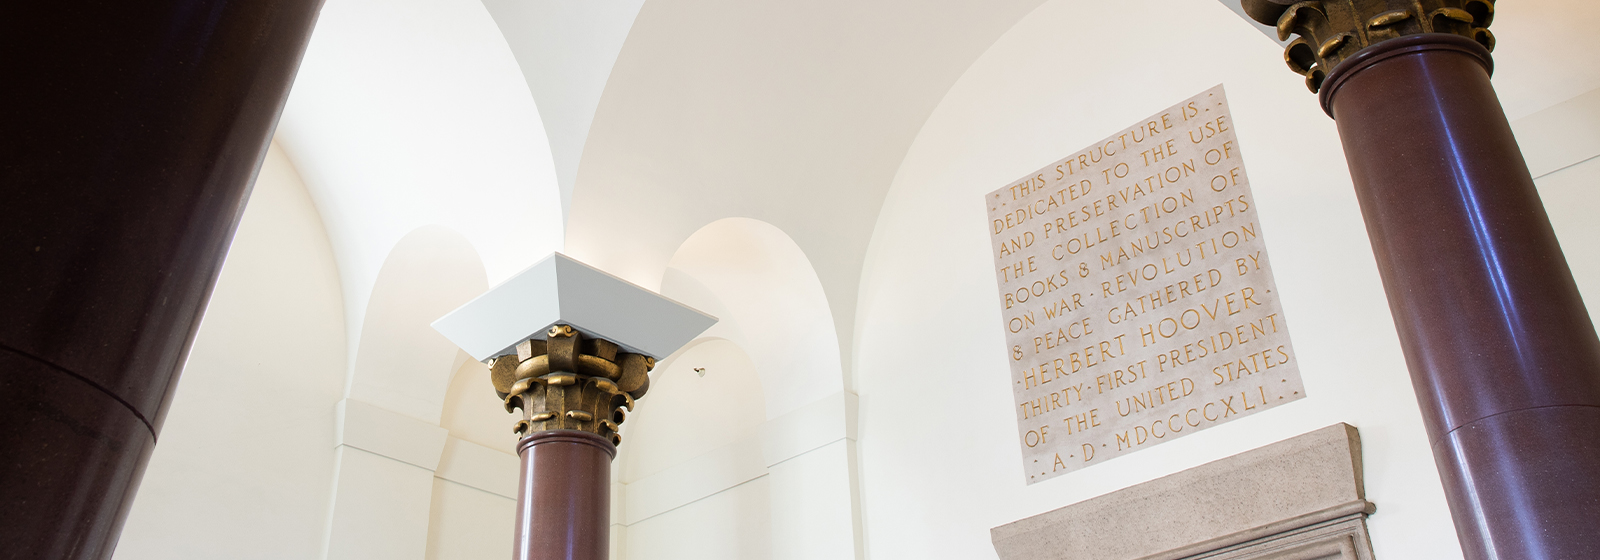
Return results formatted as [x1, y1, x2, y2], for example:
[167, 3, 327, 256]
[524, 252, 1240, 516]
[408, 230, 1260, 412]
[1243, 0, 1496, 92]
[487, 325, 656, 446]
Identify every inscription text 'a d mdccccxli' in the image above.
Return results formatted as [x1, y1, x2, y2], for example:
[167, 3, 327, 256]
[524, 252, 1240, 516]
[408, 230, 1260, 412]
[985, 85, 1306, 484]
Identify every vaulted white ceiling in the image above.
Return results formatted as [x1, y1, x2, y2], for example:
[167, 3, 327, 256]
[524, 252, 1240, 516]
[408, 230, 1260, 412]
[479, 0, 647, 217]
[562, 0, 1050, 385]
[272, 0, 1600, 387]
[276, 0, 563, 366]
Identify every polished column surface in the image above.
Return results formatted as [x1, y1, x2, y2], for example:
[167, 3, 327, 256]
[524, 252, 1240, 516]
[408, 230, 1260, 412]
[1323, 34, 1600, 559]
[515, 431, 616, 560]
[0, 2, 322, 558]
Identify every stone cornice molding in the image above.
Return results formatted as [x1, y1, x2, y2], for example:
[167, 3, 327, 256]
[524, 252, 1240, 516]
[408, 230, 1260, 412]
[991, 424, 1375, 560]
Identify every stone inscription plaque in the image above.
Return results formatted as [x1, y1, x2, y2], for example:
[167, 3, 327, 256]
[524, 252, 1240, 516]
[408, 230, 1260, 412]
[986, 85, 1305, 484]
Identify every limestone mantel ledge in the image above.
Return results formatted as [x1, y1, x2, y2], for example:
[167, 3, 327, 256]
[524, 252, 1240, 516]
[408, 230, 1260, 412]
[991, 424, 1375, 560]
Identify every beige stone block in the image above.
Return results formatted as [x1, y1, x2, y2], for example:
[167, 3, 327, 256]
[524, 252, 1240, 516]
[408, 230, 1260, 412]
[992, 424, 1374, 560]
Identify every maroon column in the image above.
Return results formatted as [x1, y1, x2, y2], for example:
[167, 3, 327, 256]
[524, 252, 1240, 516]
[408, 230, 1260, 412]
[514, 430, 615, 560]
[0, 2, 322, 558]
[1322, 34, 1600, 559]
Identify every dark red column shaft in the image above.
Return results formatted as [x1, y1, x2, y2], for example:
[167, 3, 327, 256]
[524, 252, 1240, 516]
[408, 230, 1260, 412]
[0, 2, 322, 558]
[1323, 34, 1600, 559]
[515, 430, 615, 560]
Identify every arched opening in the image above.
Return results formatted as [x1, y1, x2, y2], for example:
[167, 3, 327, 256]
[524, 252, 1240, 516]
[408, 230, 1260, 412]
[662, 217, 843, 419]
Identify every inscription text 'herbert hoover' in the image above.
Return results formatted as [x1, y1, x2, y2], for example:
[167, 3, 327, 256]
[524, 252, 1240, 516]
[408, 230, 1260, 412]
[986, 85, 1306, 484]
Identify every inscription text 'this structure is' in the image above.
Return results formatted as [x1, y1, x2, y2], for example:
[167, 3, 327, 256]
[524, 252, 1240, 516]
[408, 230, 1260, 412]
[985, 85, 1306, 484]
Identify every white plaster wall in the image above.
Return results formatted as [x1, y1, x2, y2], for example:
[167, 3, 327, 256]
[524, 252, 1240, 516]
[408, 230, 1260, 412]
[625, 477, 773, 560]
[617, 339, 772, 558]
[769, 440, 861, 560]
[630, 220, 865, 560]
[277, 0, 563, 364]
[438, 357, 518, 453]
[665, 218, 844, 419]
[426, 478, 515, 560]
[853, 0, 1600, 554]
[564, 0, 1051, 394]
[348, 227, 487, 425]
[327, 446, 437, 559]
[1521, 89, 1600, 308]
[479, 0, 647, 215]
[115, 142, 346, 560]
[322, 227, 491, 555]
[1543, 161, 1600, 305]
[113, 5, 1600, 560]
[615, 340, 865, 559]
[849, 1, 1584, 558]
[426, 359, 519, 560]
[621, 340, 767, 485]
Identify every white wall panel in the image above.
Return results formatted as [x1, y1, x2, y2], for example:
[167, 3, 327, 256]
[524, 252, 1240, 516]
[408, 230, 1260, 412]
[326, 447, 437, 560]
[115, 142, 345, 560]
[770, 440, 862, 560]
[625, 477, 773, 560]
[425, 479, 515, 560]
[1536, 155, 1600, 309]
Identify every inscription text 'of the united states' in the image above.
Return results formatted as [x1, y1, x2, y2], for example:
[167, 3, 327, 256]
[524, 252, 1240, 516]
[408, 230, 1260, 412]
[985, 85, 1306, 484]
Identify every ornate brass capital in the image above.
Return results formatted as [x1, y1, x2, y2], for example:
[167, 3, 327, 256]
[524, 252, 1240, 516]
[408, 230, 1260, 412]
[486, 325, 656, 446]
[1242, 0, 1495, 92]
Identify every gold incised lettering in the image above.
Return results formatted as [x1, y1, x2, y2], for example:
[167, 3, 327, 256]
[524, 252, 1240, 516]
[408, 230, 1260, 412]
[988, 86, 1306, 484]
